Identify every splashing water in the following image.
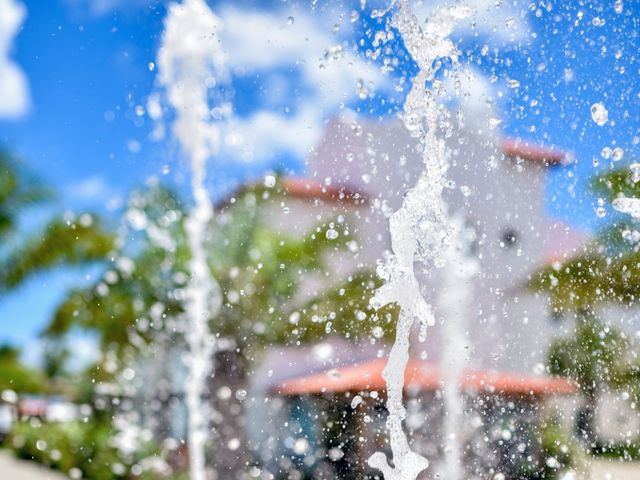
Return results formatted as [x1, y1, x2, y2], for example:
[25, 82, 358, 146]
[613, 197, 640, 219]
[438, 216, 479, 479]
[156, 1, 226, 478]
[368, 1, 469, 479]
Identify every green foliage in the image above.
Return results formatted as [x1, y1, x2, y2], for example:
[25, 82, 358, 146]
[535, 417, 581, 479]
[5, 419, 173, 480]
[528, 256, 608, 312]
[547, 315, 630, 397]
[0, 149, 115, 291]
[0, 343, 47, 394]
[592, 442, 640, 461]
[590, 167, 640, 201]
[0, 149, 116, 397]
[0, 150, 51, 238]
[528, 165, 640, 311]
[0, 215, 114, 290]
[47, 179, 389, 361]
[529, 163, 640, 451]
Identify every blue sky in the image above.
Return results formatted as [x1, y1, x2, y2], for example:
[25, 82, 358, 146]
[0, 0, 638, 356]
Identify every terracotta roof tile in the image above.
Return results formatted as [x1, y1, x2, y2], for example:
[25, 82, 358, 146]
[275, 358, 576, 397]
[501, 138, 570, 166]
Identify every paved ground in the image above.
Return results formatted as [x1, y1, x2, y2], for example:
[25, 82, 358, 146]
[588, 459, 640, 479]
[1, 450, 639, 480]
[0, 451, 66, 480]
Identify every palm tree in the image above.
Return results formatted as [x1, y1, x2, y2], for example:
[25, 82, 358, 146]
[0, 150, 114, 290]
[529, 164, 640, 445]
[46, 179, 387, 354]
[45, 178, 389, 475]
[0, 150, 114, 391]
[0, 344, 46, 393]
[529, 165, 640, 310]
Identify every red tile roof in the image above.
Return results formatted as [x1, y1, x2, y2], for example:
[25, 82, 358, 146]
[501, 138, 569, 166]
[275, 358, 576, 397]
[216, 178, 368, 209]
[279, 178, 368, 205]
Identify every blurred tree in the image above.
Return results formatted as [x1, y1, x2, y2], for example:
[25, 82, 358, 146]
[530, 164, 640, 445]
[547, 313, 630, 444]
[45, 179, 389, 357]
[0, 150, 114, 290]
[0, 343, 46, 393]
[44, 178, 390, 475]
[529, 165, 640, 311]
[0, 150, 114, 393]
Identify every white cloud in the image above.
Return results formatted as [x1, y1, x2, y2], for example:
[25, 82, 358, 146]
[67, 175, 110, 200]
[445, 65, 496, 114]
[64, 0, 156, 17]
[223, 107, 323, 163]
[413, 0, 531, 44]
[442, 65, 502, 136]
[211, 5, 391, 163]
[0, 0, 30, 118]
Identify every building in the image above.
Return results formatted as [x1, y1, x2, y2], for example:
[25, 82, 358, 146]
[243, 113, 586, 478]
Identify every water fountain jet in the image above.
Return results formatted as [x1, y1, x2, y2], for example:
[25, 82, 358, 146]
[155, 1, 227, 478]
[368, 1, 469, 479]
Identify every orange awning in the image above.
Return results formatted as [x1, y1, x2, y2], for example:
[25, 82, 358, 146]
[275, 358, 576, 397]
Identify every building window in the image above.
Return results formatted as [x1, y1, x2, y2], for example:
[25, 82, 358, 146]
[500, 228, 519, 248]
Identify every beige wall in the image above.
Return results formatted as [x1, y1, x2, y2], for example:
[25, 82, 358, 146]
[290, 115, 573, 373]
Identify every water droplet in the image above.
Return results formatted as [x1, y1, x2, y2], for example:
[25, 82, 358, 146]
[217, 386, 232, 400]
[328, 447, 345, 461]
[488, 117, 502, 129]
[126, 209, 148, 231]
[372, 326, 384, 338]
[612, 147, 624, 161]
[127, 139, 141, 153]
[326, 228, 339, 240]
[615, 0, 624, 13]
[327, 368, 340, 379]
[148, 62, 155, 71]
[613, 197, 640, 218]
[351, 395, 363, 409]
[507, 79, 520, 89]
[264, 174, 276, 188]
[293, 438, 309, 455]
[69, 468, 83, 480]
[630, 163, 640, 183]
[287, 16, 294, 25]
[591, 102, 608, 126]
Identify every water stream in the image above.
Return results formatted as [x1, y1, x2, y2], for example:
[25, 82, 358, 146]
[156, 1, 227, 478]
[438, 216, 479, 479]
[368, 1, 469, 479]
